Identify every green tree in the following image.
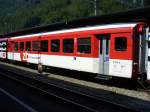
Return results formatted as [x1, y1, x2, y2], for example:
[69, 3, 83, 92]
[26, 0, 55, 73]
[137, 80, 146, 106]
[144, 0, 150, 6]
[0, 0, 140, 34]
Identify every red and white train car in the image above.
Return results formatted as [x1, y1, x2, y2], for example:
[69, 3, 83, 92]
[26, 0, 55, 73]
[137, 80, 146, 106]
[1, 22, 150, 81]
[0, 38, 7, 59]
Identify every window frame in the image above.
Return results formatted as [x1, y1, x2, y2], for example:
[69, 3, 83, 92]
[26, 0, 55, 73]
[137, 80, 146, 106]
[32, 41, 40, 51]
[115, 37, 127, 51]
[50, 39, 60, 53]
[148, 41, 150, 48]
[41, 40, 48, 52]
[20, 42, 24, 51]
[77, 37, 91, 54]
[63, 38, 74, 53]
[26, 41, 31, 51]
[0, 41, 7, 52]
[14, 42, 18, 51]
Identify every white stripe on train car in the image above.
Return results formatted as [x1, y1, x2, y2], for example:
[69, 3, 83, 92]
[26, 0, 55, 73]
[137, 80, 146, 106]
[0, 47, 6, 51]
[7, 52, 21, 61]
[7, 52, 99, 73]
[0, 52, 6, 59]
[148, 49, 150, 56]
[28, 54, 99, 73]
[10, 23, 137, 39]
[148, 33, 150, 41]
[147, 32, 150, 80]
[7, 52, 133, 78]
[147, 61, 150, 80]
[0, 42, 6, 46]
[109, 59, 132, 78]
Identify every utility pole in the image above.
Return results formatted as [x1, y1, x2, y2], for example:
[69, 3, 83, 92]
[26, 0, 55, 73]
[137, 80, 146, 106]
[90, 0, 97, 16]
[133, 0, 137, 4]
[141, 0, 143, 6]
[94, 0, 97, 16]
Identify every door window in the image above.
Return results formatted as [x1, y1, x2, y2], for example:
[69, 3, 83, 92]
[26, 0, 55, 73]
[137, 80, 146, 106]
[106, 38, 109, 55]
[99, 34, 110, 55]
[115, 37, 127, 51]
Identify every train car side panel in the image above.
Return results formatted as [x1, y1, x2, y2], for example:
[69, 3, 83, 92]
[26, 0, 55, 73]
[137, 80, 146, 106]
[109, 33, 133, 78]
[0, 38, 8, 59]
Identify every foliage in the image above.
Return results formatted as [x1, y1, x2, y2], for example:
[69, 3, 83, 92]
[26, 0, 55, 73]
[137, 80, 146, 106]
[144, 0, 150, 6]
[0, 0, 142, 34]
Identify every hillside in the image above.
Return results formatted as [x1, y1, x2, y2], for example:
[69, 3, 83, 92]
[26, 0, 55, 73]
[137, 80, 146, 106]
[0, 0, 146, 34]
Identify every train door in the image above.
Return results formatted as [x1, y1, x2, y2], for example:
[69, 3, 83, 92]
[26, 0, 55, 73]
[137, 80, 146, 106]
[11, 41, 15, 61]
[99, 34, 110, 75]
[146, 27, 150, 81]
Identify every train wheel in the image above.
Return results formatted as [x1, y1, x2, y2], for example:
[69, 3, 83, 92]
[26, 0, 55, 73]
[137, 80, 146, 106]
[38, 63, 43, 74]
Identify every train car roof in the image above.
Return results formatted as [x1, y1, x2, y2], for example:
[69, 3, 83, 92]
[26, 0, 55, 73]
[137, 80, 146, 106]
[9, 23, 137, 39]
[0, 38, 8, 41]
[2, 6, 150, 38]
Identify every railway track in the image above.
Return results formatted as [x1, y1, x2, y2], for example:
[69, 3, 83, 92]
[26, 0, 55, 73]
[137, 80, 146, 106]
[0, 66, 140, 112]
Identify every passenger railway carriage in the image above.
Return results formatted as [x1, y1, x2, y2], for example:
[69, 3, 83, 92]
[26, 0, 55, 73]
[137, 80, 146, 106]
[0, 38, 7, 59]
[1, 22, 150, 82]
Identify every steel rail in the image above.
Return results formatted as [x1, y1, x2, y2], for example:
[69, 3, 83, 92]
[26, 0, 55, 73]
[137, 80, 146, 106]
[0, 67, 139, 112]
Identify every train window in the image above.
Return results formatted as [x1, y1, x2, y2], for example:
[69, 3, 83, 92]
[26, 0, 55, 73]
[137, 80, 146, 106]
[2, 44, 6, 49]
[41, 40, 48, 52]
[20, 42, 24, 51]
[51, 39, 60, 52]
[63, 39, 74, 53]
[14, 42, 18, 51]
[0, 42, 6, 52]
[148, 42, 150, 48]
[100, 38, 103, 54]
[32, 41, 40, 51]
[0, 42, 6, 47]
[106, 38, 109, 55]
[98, 34, 110, 54]
[115, 37, 127, 51]
[26, 41, 31, 51]
[77, 38, 91, 53]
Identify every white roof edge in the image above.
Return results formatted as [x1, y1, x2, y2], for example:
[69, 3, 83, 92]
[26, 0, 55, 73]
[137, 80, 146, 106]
[10, 23, 137, 39]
